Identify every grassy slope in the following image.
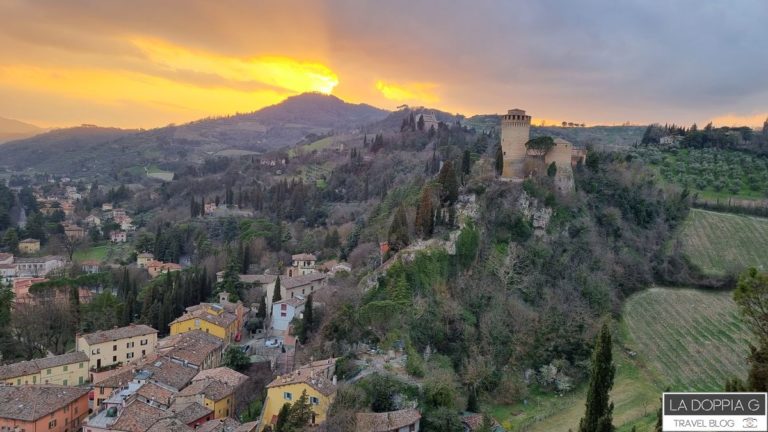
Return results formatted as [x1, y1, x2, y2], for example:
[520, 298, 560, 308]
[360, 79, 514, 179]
[492, 287, 749, 432]
[680, 209, 768, 275]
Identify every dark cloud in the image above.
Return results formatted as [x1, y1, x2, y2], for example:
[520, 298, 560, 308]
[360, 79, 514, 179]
[1, 0, 767, 126]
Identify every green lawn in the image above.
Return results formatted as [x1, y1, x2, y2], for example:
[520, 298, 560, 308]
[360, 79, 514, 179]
[490, 287, 751, 431]
[680, 209, 768, 275]
[73, 244, 109, 261]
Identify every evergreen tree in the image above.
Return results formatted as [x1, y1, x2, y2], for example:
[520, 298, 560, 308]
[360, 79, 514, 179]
[299, 294, 313, 344]
[415, 185, 434, 238]
[257, 295, 267, 319]
[241, 242, 251, 274]
[417, 114, 425, 131]
[547, 161, 558, 177]
[437, 160, 459, 205]
[387, 205, 410, 252]
[467, 387, 480, 412]
[578, 322, 616, 432]
[462, 149, 471, 175]
[273, 276, 282, 304]
[274, 403, 291, 432]
[495, 145, 504, 176]
[287, 390, 314, 427]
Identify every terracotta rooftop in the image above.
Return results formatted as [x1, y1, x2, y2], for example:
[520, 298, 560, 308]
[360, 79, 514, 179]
[195, 417, 254, 432]
[291, 253, 317, 261]
[136, 381, 175, 406]
[158, 330, 224, 367]
[80, 324, 157, 345]
[355, 409, 422, 432]
[178, 378, 234, 401]
[0, 252, 12, 261]
[192, 367, 248, 388]
[273, 297, 305, 308]
[142, 358, 197, 391]
[111, 400, 170, 432]
[34, 351, 89, 370]
[171, 304, 237, 329]
[281, 272, 326, 290]
[0, 351, 88, 380]
[266, 364, 337, 396]
[172, 401, 213, 424]
[146, 417, 194, 432]
[19, 238, 39, 244]
[238, 274, 277, 284]
[94, 368, 136, 388]
[0, 385, 89, 421]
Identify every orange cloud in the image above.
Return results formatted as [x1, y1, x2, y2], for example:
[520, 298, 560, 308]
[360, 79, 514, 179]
[0, 64, 289, 118]
[130, 38, 339, 95]
[375, 80, 439, 103]
[710, 112, 767, 128]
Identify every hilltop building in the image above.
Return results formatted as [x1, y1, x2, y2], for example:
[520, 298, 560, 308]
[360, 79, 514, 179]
[0, 351, 89, 386]
[18, 238, 40, 254]
[286, 253, 317, 277]
[169, 294, 247, 343]
[499, 108, 586, 191]
[77, 324, 158, 379]
[257, 358, 337, 431]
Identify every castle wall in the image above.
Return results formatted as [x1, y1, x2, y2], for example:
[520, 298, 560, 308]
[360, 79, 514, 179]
[544, 138, 575, 192]
[501, 109, 531, 179]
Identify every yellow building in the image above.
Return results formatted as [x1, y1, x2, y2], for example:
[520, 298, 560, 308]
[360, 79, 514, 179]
[258, 359, 337, 431]
[0, 351, 89, 386]
[18, 238, 40, 254]
[76, 324, 158, 379]
[176, 378, 236, 419]
[170, 299, 246, 343]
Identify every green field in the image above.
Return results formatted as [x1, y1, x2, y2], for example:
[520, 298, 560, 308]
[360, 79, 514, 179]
[680, 209, 768, 275]
[494, 287, 750, 432]
[73, 245, 109, 261]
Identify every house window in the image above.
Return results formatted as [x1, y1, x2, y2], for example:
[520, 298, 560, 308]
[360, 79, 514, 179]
[127, 352, 134, 359]
[79, 362, 84, 368]
[32, 376, 36, 384]
[283, 392, 292, 401]
[92, 348, 100, 355]
[113, 356, 117, 362]
[310, 397, 320, 405]
[63, 365, 68, 372]
[142, 350, 146, 356]
[194, 319, 201, 328]
[140, 339, 148, 346]
[47, 369, 51, 375]
[113, 344, 117, 351]
[79, 376, 84, 385]
[63, 379, 67, 386]
[48, 419, 57, 428]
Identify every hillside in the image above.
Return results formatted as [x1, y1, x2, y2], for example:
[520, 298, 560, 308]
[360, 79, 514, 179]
[680, 209, 768, 275]
[0, 116, 45, 143]
[0, 93, 389, 177]
[508, 287, 750, 431]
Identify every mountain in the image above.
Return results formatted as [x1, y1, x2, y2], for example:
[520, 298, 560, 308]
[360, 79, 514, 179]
[0, 117, 45, 143]
[0, 93, 389, 177]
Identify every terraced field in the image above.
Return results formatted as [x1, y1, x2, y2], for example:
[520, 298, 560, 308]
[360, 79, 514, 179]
[502, 287, 751, 431]
[624, 287, 751, 391]
[680, 209, 768, 275]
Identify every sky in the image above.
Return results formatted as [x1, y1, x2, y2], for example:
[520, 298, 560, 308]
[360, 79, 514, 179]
[0, 0, 767, 129]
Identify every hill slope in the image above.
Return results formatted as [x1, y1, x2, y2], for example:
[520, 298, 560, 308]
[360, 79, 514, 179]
[680, 209, 768, 275]
[0, 93, 389, 176]
[0, 117, 45, 143]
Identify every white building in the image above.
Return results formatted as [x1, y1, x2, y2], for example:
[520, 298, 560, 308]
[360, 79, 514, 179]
[110, 231, 127, 243]
[14, 256, 66, 277]
[271, 297, 305, 331]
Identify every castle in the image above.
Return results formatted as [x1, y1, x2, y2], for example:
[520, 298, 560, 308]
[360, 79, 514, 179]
[500, 108, 586, 192]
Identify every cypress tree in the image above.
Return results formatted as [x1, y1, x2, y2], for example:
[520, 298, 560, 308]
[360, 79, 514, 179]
[495, 145, 504, 175]
[437, 160, 459, 204]
[467, 387, 480, 413]
[462, 149, 471, 175]
[274, 403, 291, 432]
[578, 322, 616, 432]
[415, 185, 434, 238]
[299, 294, 313, 344]
[387, 205, 410, 252]
[257, 295, 267, 319]
[272, 276, 282, 304]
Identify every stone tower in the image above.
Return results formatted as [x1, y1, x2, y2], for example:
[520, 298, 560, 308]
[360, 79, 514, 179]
[501, 108, 531, 178]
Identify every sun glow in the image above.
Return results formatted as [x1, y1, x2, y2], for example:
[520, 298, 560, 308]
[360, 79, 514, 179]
[375, 80, 439, 103]
[131, 38, 339, 95]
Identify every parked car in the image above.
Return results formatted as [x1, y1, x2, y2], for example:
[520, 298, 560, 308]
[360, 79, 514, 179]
[265, 338, 281, 348]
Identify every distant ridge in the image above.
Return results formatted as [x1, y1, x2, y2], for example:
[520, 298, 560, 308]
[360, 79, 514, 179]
[0, 117, 45, 143]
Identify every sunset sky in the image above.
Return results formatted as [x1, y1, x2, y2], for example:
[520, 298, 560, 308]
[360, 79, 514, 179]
[0, 0, 767, 129]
